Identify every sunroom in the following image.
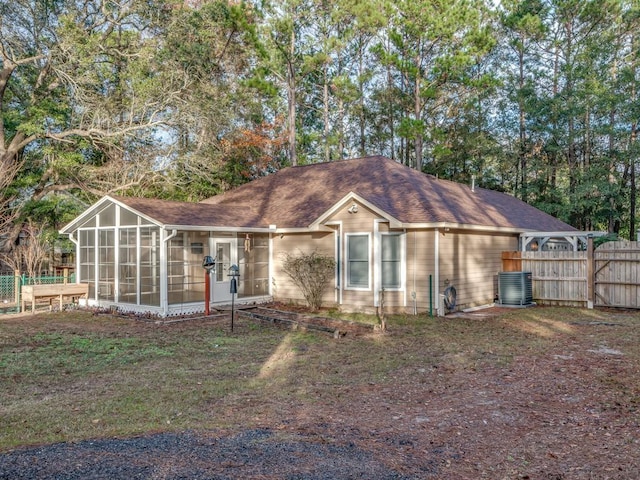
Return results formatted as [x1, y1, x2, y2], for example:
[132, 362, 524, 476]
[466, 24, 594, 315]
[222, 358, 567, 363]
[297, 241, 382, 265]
[60, 196, 272, 316]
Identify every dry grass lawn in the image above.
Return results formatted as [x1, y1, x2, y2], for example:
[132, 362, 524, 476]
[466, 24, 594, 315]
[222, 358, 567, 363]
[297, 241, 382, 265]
[1, 306, 639, 478]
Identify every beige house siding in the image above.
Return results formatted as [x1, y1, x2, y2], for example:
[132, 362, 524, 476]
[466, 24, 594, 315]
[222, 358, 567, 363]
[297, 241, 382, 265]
[438, 231, 518, 310]
[271, 231, 336, 307]
[405, 229, 436, 313]
[272, 203, 519, 314]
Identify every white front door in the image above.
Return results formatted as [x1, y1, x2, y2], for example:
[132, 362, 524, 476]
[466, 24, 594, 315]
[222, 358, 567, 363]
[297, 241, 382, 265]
[212, 239, 234, 303]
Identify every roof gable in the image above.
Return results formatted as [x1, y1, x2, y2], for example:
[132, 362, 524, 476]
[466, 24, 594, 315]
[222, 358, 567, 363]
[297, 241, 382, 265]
[310, 191, 404, 229]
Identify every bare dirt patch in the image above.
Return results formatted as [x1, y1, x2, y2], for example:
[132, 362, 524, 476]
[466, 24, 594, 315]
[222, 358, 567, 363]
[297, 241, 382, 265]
[1, 306, 639, 479]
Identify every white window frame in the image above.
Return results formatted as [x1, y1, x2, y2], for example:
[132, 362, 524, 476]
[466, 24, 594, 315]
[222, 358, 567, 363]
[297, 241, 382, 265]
[345, 233, 371, 290]
[380, 232, 403, 290]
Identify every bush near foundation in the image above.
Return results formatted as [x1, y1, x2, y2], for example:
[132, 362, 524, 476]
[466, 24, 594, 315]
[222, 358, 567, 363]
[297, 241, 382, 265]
[282, 251, 336, 310]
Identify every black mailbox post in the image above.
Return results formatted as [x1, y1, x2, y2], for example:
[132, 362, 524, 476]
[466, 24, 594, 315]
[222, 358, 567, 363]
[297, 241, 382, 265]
[202, 256, 215, 315]
[228, 264, 239, 331]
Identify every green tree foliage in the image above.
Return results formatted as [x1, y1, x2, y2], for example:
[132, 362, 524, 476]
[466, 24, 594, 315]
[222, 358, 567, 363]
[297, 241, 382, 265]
[0, 0, 184, 251]
[157, 0, 280, 200]
[3, 0, 640, 254]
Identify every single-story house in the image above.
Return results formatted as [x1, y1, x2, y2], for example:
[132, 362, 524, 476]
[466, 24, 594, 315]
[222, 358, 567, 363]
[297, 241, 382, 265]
[60, 155, 575, 316]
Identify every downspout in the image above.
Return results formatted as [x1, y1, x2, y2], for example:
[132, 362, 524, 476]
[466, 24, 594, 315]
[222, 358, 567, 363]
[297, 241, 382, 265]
[434, 228, 440, 315]
[164, 229, 178, 243]
[269, 231, 274, 301]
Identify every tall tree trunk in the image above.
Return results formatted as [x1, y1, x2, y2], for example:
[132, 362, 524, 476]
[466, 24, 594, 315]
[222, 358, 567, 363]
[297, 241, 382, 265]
[549, 42, 560, 216]
[414, 72, 423, 170]
[608, 105, 617, 233]
[630, 33, 638, 240]
[337, 97, 345, 158]
[323, 63, 330, 163]
[631, 119, 637, 239]
[287, 27, 297, 166]
[518, 44, 527, 202]
[387, 51, 395, 160]
[564, 19, 580, 227]
[358, 39, 366, 156]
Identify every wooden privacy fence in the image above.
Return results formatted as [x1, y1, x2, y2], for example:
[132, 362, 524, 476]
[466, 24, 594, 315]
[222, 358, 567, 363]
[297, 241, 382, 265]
[594, 241, 640, 309]
[504, 241, 640, 309]
[521, 251, 588, 307]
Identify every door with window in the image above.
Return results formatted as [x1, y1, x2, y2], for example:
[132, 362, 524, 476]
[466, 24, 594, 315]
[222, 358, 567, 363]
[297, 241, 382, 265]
[212, 239, 234, 303]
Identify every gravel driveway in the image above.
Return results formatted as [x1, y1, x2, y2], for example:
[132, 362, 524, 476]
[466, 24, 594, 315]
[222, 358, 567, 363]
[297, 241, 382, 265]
[0, 428, 415, 480]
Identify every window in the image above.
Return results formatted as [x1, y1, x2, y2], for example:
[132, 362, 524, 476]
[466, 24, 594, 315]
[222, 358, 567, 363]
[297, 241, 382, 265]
[119, 228, 137, 303]
[381, 234, 401, 289]
[168, 232, 209, 304]
[347, 234, 369, 288]
[98, 230, 115, 301]
[79, 229, 95, 299]
[120, 208, 139, 226]
[97, 204, 116, 227]
[140, 227, 160, 306]
[236, 233, 269, 297]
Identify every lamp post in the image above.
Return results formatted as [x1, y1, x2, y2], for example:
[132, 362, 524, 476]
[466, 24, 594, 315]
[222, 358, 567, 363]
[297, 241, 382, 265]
[228, 264, 239, 332]
[202, 256, 215, 315]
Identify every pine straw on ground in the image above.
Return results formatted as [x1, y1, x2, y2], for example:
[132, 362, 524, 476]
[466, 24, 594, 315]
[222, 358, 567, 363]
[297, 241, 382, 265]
[0, 306, 639, 479]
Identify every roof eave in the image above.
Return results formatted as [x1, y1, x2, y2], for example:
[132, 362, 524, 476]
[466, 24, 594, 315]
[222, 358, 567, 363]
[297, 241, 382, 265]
[163, 225, 276, 233]
[519, 230, 602, 237]
[400, 222, 537, 234]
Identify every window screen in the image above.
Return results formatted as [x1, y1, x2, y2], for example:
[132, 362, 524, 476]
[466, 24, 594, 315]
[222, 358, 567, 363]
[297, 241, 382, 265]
[381, 234, 401, 288]
[347, 235, 369, 288]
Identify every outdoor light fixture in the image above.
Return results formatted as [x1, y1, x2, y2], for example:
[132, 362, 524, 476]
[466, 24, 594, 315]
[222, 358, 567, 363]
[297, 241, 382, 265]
[228, 264, 240, 331]
[202, 256, 216, 315]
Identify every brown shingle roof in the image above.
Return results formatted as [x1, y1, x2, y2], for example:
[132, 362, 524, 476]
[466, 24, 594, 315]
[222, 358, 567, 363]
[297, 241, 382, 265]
[110, 196, 266, 228]
[107, 156, 573, 231]
[197, 156, 574, 231]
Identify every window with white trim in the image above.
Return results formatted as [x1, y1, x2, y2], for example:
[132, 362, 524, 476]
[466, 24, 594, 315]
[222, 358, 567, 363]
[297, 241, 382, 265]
[381, 234, 401, 289]
[347, 234, 369, 288]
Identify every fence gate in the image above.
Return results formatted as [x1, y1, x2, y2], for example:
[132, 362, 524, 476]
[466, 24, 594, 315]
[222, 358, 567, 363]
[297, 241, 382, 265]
[521, 251, 588, 307]
[594, 241, 640, 309]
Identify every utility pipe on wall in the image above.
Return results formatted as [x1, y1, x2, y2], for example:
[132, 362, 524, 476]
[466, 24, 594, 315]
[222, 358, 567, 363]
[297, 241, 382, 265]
[434, 228, 440, 316]
[429, 274, 433, 317]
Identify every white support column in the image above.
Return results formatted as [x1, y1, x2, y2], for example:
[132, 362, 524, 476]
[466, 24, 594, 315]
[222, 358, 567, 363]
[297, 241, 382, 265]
[114, 207, 120, 304]
[136, 225, 141, 305]
[434, 228, 440, 315]
[373, 219, 381, 307]
[161, 229, 177, 316]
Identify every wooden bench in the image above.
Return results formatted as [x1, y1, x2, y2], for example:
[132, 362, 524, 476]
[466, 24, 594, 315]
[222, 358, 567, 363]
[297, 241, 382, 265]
[21, 283, 89, 314]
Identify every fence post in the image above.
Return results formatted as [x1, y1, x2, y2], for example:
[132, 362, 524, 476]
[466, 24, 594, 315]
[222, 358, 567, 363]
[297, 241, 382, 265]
[587, 236, 594, 309]
[63, 267, 69, 285]
[14, 270, 20, 307]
